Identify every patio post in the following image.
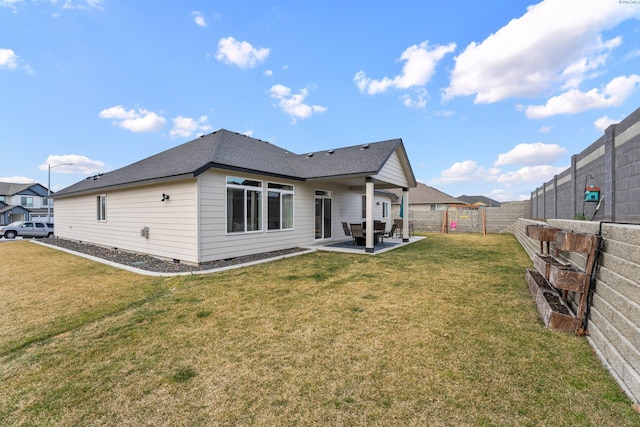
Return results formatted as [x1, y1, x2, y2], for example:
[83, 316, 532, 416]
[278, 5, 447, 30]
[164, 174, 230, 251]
[402, 187, 409, 242]
[365, 177, 375, 253]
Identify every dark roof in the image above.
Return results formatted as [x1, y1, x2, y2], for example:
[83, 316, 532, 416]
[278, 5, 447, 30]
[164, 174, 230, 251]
[388, 182, 466, 205]
[457, 195, 501, 207]
[55, 129, 413, 197]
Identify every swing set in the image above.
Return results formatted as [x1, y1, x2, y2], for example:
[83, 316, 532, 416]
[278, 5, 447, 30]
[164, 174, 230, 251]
[441, 207, 486, 235]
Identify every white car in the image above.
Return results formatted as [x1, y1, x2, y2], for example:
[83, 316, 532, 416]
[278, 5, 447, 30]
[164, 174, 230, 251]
[0, 221, 54, 239]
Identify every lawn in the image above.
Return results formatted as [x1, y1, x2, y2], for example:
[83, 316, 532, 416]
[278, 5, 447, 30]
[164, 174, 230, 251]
[1, 235, 638, 426]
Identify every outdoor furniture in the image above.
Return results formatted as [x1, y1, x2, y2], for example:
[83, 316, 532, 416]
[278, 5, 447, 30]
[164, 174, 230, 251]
[374, 221, 386, 242]
[341, 222, 351, 237]
[384, 223, 397, 240]
[350, 223, 365, 245]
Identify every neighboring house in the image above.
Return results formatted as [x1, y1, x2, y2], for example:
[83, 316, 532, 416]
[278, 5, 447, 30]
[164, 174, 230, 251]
[53, 129, 417, 263]
[388, 182, 468, 217]
[0, 182, 52, 225]
[457, 195, 501, 208]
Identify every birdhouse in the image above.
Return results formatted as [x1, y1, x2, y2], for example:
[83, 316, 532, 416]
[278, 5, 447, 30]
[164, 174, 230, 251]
[584, 185, 600, 202]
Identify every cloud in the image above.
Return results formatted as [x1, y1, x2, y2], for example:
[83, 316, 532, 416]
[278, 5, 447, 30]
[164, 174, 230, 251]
[401, 88, 429, 108]
[494, 165, 567, 185]
[269, 84, 327, 123]
[594, 115, 619, 131]
[264, 69, 273, 76]
[38, 154, 106, 175]
[0, 176, 36, 183]
[433, 160, 489, 184]
[0, 48, 18, 69]
[355, 41, 455, 97]
[215, 36, 270, 68]
[443, 0, 640, 103]
[538, 126, 552, 133]
[192, 11, 206, 27]
[524, 74, 640, 118]
[494, 143, 567, 166]
[170, 115, 212, 138]
[99, 105, 166, 133]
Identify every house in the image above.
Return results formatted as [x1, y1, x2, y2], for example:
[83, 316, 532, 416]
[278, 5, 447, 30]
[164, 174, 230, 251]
[388, 182, 467, 217]
[0, 182, 52, 225]
[457, 195, 501, 208]
[53, 130, 417, 263]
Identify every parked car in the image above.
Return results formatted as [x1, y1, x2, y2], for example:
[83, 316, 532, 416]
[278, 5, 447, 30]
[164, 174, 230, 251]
[0, 221, 54, 239]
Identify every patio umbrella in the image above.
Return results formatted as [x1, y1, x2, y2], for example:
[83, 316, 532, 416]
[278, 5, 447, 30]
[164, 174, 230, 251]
[399, 195, 404, 218]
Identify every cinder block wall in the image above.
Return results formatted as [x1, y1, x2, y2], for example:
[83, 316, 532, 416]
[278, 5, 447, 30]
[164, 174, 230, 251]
[531, 107, 640, 222]
[400, 200, 532, 234]
[514, 218, 640, 405]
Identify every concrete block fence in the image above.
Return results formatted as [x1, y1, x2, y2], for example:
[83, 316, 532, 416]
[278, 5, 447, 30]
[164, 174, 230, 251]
[514, 218, 640, 405]
[531, 107, 640, 223]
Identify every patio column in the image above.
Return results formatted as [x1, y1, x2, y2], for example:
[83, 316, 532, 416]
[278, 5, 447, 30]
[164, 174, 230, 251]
[365, 177, 375, 253]
[402, 187, 409, 242]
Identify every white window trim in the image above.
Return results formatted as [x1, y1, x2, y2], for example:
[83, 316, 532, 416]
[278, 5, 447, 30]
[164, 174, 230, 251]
[267, 182, 295, 232]
[226, 176, 263, 234]
[97, 194, 107, 222]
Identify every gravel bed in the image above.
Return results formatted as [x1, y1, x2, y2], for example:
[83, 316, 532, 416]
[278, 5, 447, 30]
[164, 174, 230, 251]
[41, 238, 307, 273]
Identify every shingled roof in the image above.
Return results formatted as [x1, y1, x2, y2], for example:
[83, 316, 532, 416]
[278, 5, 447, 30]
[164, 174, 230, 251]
[55, 129, 413, 197]
[388, 182, 466, 205]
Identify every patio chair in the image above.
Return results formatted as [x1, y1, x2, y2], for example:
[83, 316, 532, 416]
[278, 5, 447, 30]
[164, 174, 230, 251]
[374, 221, 386, 243]
[350, 223, 365, 245]
[341, 221, 351, 236]
[384, 222, 397, 240]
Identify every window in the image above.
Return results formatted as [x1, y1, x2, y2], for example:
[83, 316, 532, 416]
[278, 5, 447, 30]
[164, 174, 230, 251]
[267, 182, 294, 230]
[361, 195, 366, 218]
[382, 202, 389, 218]
[97, 195, 106, 221]
[0, 196, 5, 202]
[42, 197, 52, 207]
[21, 196, 34, 207]
[226, 176, 262, 233]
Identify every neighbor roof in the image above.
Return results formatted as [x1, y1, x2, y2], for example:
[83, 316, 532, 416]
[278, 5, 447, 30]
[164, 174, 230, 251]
[457, 195, 501, 207]
[0, 182, 38, 196]
[388, 182, 466, 205]
[55, 129, 416, 197]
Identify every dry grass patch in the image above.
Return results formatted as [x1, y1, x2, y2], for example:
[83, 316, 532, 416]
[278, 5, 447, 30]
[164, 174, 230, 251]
[0, 241, 167, 354]
[1, 235, 638, 426]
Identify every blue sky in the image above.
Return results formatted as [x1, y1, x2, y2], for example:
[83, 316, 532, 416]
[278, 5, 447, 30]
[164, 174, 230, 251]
[2, 0, 640, 201]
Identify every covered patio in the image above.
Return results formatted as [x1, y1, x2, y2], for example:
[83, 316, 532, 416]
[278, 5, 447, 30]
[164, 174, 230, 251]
[313, 235, 424, 255]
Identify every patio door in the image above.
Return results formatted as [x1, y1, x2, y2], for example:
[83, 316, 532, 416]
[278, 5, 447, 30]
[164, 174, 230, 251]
[315, 190, 332, 239]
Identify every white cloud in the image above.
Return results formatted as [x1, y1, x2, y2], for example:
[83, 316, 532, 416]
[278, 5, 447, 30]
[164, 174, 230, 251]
[494, 143, 567, 166]
[594, 115, 619, 131]
[243, 130, 253, 137]
[355, 41, 455, 96]
[215, 36, 270, 68]
[192, 11, 206, 27]
[525, 74, 640, 118]
[401, 88, 429, 108]
[170, 115, 212, 138]
[269, 84, 327, 123]
[538, 125, 552, 133]
[0, 176, 36, 183]
[433, 160, 489, 184]
[494, 165, 567, 185]
[443, 0, 640, 103]
[0, 48, 18, 69]
[264, 69, 273, 76]
[38, 154, 105, 175]
[99, 105, 166, 133]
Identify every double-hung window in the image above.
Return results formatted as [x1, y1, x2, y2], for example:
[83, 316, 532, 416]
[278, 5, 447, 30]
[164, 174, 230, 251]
[97, 194, 106, 221]
[226, 177, 262, 233]
[21, 196, 34, 207]
[267, 182, 294, 230]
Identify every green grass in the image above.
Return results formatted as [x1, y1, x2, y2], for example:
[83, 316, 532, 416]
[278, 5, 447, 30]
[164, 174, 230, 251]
[1, 235, 638, 426]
